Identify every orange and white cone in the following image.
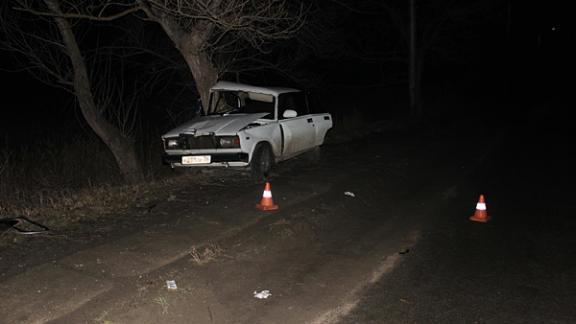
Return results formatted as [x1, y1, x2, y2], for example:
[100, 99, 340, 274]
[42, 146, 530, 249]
[470, 194, 490, 223]
[256, 182, 279, 211]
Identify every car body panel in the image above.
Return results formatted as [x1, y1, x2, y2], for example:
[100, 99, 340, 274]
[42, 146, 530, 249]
[161, 82, 332, 169]
[278, 116, 316, 158]
[162, 113, 269, 137]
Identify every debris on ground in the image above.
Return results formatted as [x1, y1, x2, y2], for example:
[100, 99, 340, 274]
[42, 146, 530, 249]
[166, 280, 178, 290]
[253, 290, 272, 299]
[0, 217, 49, 235]
[344, 191, 356, 198]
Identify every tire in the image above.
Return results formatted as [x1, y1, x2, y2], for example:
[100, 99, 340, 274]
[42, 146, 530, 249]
[250, 143, 274, 183]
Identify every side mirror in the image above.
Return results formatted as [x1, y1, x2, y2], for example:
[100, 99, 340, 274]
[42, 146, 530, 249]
[282, 109, 298, 118]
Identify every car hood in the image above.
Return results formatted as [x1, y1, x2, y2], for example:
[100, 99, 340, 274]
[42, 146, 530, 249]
[162, 113, 269, 138]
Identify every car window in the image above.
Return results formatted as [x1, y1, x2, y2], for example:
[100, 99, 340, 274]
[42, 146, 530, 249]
[306, 91, 326, 113]
[211, 91, 240, 114]
[278, 92, 308, 119]
[209, 91, 274, 119]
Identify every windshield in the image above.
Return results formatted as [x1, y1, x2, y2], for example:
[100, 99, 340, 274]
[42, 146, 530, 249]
[208, 90, 275, 119]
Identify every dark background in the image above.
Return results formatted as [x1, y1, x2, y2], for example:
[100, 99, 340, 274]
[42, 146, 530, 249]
[0, 0, 572, 145]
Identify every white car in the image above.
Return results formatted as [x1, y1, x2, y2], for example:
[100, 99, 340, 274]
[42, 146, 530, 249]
[161, 81, 333, 181]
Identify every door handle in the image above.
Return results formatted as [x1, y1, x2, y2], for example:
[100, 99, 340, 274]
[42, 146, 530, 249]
[307, 118, 313, 123]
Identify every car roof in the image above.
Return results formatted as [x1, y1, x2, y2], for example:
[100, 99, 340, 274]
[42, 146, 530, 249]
[210, 81, 301, 96]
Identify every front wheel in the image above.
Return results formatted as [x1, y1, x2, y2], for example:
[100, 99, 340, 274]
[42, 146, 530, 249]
[250, 143, 274, 183]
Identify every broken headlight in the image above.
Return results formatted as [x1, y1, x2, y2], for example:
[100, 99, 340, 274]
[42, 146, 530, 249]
[217, 136, 240, 148]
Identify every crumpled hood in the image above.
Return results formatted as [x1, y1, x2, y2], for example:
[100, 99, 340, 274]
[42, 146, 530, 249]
[162, 113, 268, 138]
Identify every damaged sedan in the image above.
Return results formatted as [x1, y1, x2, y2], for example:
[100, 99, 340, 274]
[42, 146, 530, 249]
[161, 81, 333, 181]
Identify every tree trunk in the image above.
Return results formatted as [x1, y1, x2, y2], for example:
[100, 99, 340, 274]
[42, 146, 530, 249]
[412, 57, 423, 123]
[179, 38, 218, 113]
[44, 0, 144, 184]
[183, 53, 218, 114]
[143, 8, 219, 114]
[408, 0, 422, 123]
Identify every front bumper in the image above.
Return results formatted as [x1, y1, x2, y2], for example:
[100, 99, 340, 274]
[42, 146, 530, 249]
[163, 152, 249, 167]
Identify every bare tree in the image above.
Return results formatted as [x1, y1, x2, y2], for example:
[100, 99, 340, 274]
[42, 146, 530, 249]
[15, 0, 308, 111]
[1, 0, 145, 183]
[138, 0, 307, 110]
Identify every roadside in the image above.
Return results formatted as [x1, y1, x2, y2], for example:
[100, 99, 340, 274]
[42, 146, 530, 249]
[0, 123, 492, 323]
[0, 119, 408, 278]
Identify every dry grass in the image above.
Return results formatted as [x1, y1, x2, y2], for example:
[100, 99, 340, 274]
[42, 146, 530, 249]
[153, 296, 170, 315]
[0, 130, 250, 249]
[1, 136, 118, 212]
[0, 135, 189, 247]
[189, 242, 224, 265]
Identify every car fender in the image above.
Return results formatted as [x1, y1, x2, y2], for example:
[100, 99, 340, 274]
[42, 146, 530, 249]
[241, 123, 282, 162]
[313, 113, 333, 146]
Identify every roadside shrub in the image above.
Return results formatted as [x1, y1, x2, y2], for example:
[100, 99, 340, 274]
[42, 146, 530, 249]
[0, 135, 120, 214]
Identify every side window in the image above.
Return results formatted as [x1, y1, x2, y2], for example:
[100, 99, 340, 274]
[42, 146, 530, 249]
[307, 91, 325, 113]
[278, 92, 308, 119]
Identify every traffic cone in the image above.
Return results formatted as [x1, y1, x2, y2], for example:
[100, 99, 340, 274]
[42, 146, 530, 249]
[470, 194, 490, 223]
[256, 182, 279, 211]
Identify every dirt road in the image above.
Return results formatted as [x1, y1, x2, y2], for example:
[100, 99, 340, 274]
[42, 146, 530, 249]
[0, 128, 489, 324]
[340, 114, 576, 323]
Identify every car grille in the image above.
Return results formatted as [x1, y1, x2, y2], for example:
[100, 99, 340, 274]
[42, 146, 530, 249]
[168, 135, 217, 150]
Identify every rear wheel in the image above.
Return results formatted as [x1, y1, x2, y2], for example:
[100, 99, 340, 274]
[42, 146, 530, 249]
[250, 143, 274, 183]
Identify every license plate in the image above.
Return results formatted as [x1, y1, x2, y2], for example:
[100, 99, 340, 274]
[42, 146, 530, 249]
[182, 155, 211, 165]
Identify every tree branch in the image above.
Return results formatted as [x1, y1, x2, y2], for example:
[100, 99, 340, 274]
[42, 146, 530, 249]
[13, 3, 142, 22]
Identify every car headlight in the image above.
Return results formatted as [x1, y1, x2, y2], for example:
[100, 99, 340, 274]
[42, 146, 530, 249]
[218, 136, 240, 148]
[165, 138, 179, 149]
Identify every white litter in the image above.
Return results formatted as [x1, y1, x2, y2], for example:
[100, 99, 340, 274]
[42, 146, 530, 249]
[166, 280, 178, 290]
[253, 290, 272, 299]
[344, 191, 356, 197]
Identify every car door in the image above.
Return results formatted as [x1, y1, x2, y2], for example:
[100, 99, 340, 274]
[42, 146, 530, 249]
[277, 92, 316, 158]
